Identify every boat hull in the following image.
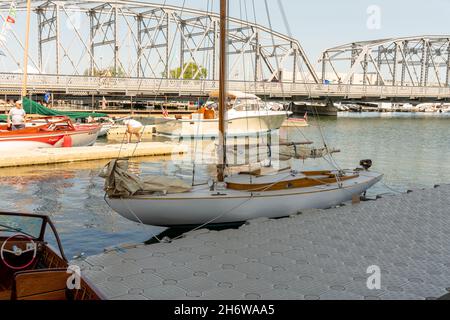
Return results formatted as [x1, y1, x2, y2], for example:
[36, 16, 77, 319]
[0, 132, 65, 150]
[71, 126, 101, 146]
[155, 112, 288, 138]
[0, 126, 100, 150]
[106, 170, 383, 227]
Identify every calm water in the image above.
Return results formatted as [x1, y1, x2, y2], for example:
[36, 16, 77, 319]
[0, 113, 449, 258]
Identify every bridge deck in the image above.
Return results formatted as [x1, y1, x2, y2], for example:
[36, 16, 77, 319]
[2, 74, 450, 101]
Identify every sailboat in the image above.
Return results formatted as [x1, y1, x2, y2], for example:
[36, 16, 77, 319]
[102, 0, 382, 227]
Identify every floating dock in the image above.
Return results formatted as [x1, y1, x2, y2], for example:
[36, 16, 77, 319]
[74, 184, 450, 300]
[0, 142, 186, 168]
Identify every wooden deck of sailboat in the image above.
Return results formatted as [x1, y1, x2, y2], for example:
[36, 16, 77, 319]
[73, 184, 450, 300]
[226, 170, 359, 192]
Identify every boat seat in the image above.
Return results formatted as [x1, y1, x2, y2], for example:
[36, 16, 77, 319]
[11, 268, 70, 300]
[0, 289, 12, 300]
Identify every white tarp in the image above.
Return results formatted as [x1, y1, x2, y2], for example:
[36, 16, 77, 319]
[100, 160, 192, 197]
[279, 145, 339, 161]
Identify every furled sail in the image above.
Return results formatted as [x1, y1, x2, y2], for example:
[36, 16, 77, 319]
[100, 160, 192, 197]
[279, 144, 340, 161]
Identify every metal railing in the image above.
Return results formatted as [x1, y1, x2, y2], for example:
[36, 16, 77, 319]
[1, 73, 450, 100]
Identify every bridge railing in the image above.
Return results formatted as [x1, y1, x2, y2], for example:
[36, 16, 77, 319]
[1, 73, 450, 99]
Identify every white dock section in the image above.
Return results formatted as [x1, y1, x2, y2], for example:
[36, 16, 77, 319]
[0, 142, 187, 168]
[74, 185, 450, 300]
[106, 125, 156, 142]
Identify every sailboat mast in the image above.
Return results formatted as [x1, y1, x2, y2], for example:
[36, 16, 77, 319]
[217, 0, 227, 182]
[22, 0, 32, 98]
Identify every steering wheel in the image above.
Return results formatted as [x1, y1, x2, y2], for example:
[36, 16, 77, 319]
[0, 234, 37, 270]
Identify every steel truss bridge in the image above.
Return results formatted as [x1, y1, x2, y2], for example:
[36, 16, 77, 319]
[0, 1, 449, 102]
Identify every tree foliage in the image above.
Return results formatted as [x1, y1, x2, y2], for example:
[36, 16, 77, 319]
[165, 62, 207, 80]
[84, 66, 126, 77]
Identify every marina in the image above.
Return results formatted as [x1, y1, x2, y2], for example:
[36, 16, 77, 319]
[0, 0, 449, 307]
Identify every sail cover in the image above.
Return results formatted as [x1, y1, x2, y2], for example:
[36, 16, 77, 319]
[1, 98, 108, 121]
[23, 98, 108, 119]
[100, 160, 192, 197]
[279, 145, 339, 161]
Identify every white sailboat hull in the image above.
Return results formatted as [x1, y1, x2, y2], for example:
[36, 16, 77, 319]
[106, 170, 382, 227]
[155, 112, 288, 138]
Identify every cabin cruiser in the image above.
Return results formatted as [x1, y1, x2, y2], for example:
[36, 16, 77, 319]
[155, 91, 291, 138]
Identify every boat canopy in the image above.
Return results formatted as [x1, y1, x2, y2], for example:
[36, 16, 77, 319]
[100, 160, 192, 197]
[0, 98, 108, 122]
[23, 98, 108, 119]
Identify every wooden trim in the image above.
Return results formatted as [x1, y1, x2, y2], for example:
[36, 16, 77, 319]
[12, 269, 69, 300]
[227, 174, 359, 192]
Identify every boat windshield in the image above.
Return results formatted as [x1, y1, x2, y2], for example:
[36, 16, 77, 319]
[233, 99, 285, 112]
[0, 214, 44, 239]
[202, 97, 285, 112]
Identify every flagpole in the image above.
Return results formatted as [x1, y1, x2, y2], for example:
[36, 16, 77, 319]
[21, 0, 32, 98]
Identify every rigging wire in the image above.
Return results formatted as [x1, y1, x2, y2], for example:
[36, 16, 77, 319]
[275, 0, 343, 185]
[124, 0, 189, 160]
[239, 0, 253, 185]
[106, 0, 371, 243]
[191, 0, 214, 186]
[111, 0, 189, 244]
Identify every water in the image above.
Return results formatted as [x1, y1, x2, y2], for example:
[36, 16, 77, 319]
[0, 113, 449, 258]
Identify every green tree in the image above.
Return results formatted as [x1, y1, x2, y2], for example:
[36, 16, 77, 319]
[165, 62, 207, 80]
[84, 66, 126, 77]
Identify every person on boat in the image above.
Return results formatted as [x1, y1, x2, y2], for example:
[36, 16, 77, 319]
[7, 100, 26, 131]
[204, 103, 216, 119]
[123, 118, 143, 143]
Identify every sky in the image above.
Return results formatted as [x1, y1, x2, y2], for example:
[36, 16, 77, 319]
[2, 0, 450, 74]
[167, 0, 450, 66]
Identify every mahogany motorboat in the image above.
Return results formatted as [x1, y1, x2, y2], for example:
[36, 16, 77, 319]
[0, 211, 103, 300]
[0, 116, 101, 150]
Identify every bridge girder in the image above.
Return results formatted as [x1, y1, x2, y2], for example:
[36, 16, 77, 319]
[320, 36, 450, 88]
[0, 0, 319, 84]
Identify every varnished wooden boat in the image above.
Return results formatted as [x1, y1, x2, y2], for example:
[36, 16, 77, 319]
[0, 116, 100, 149]
[0, 212, 103, 300]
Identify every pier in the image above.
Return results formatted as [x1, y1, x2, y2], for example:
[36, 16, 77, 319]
[0, 142, 186, 168]
[73, 184, 450, 300]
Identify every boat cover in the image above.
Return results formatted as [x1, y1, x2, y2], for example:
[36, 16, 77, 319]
[100, 160, 192, 197]
[0, 98, 108, 121]
[279, 145, 339, 161]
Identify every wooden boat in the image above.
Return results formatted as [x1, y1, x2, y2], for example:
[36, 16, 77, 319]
[0, 116, 101, 150]
[0, 212, 103, 300]
[282, 114, 309, 128]
[102, 0, 383, 227]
